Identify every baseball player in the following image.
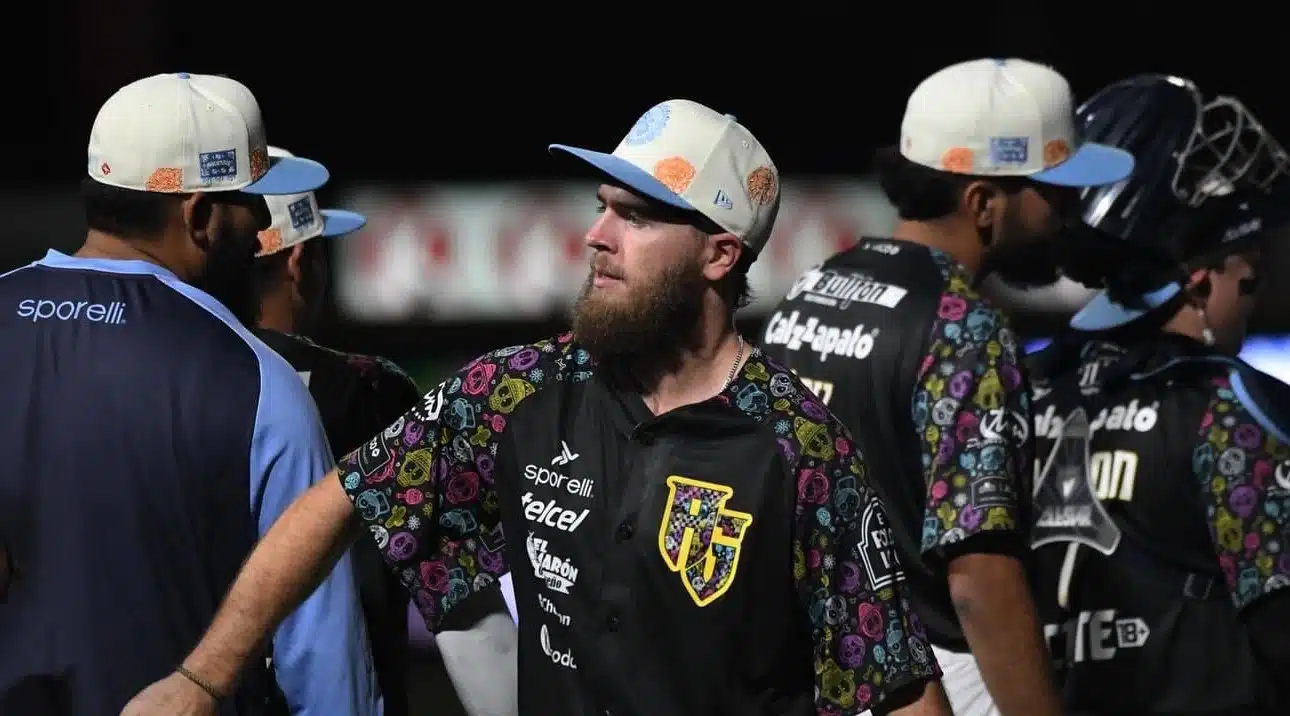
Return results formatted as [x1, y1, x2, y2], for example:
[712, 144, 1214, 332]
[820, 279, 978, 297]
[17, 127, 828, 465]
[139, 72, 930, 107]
[1029, 74, 1290, 715]
[122, 99, 950, 716]
[0, 73, 379, 715]
[250, 146, 519, 716]
[762, 58, 1135, 716]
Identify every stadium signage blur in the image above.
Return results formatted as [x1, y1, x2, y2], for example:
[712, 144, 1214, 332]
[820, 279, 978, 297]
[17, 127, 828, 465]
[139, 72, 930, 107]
[333, 181, 899, 321]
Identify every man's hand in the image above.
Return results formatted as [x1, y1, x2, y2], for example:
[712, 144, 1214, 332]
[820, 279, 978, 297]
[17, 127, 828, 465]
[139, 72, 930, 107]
[119, 672, 217, 716]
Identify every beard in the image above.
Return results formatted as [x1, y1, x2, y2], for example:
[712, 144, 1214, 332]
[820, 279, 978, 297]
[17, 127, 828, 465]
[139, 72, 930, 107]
[571, 256, 707, 368]
[978, 203, 1062, 288]
[192, 226, 260, 325]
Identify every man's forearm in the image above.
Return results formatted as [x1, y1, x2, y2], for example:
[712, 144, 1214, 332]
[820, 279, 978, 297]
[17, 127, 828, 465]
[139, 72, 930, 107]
[949, 552, 1063, 716]
[185, 475, 361, 693]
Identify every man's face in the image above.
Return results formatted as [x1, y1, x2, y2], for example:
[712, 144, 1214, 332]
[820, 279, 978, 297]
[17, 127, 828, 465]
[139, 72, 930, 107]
[572, 185, 710, 360]
[191, 192, 270, 324]
[979, 182, 1080, 288]
[1203, 249, 1262, 354]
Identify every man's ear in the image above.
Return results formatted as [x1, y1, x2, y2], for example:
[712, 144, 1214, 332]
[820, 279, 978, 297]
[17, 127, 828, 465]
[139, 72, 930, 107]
[181, 192, 214, 250]
[961, 180, 999, 229]
[285, 244, 306, 285]
[702, 232, 744, 282]
[1185, 267, 1212, 300]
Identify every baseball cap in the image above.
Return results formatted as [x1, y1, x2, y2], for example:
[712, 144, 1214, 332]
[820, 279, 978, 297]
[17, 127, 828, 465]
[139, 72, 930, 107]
[87, 72, 329, 196]
[256, 146, 367, 257]
[900, 59, 1135, 188]
[549, 99, 781, 255]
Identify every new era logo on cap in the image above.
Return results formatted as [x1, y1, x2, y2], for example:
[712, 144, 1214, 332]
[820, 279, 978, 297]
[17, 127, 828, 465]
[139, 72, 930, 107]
[256, 146, 367, 257]
[549, 99, 781, 255]
[900, 58, 1134, 188]
[87, 73, 330, 196]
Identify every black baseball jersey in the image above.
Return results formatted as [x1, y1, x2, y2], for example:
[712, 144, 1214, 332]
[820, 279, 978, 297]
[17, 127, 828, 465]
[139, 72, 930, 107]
[336, 333, 941, 716]
[761, 238, 1033, 651]
[1028, 334, 1290, 714]
[254, 330, 421, 716]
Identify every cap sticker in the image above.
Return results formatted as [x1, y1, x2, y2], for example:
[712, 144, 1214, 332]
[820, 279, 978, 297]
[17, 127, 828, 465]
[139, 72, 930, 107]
[941, 148, 974, 173]
[653, 156, 695, 194]
[250, 146, 270, 180]
[258, 228, 284, 256]
[1044, 139, 1071, 167]
[747, 166, 777, 206]
[199, 149, 238, 183]
[989, 137, 1029, 165]
[624, 104, 671, 147]
[146, 168, 183, 192]
[287, 197, 315, 229]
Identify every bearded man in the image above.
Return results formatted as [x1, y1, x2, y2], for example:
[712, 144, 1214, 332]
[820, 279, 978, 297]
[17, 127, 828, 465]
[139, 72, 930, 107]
[122, 99, 952, 716]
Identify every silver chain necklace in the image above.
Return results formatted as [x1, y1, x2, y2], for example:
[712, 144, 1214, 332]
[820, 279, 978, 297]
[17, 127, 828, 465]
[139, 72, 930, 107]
[722, 334, 745, 391]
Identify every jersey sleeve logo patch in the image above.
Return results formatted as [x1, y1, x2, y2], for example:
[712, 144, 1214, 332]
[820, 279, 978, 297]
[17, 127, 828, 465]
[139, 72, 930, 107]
[657, 475, 753, 607]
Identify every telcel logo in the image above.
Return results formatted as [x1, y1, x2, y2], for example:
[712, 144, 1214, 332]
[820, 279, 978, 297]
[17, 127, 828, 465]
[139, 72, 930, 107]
[16, 299, 126, 325]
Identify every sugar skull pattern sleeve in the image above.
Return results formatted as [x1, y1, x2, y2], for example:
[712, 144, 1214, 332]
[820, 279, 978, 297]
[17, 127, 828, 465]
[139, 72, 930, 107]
[335, 336, 567, 631]
[912, 279, 1033, 559]
[1194, 373, 1290, 611]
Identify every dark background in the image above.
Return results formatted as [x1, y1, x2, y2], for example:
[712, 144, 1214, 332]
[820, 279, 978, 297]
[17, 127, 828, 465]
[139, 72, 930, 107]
[13, 9, 1289, 714]
[10, 8, 1290, 373]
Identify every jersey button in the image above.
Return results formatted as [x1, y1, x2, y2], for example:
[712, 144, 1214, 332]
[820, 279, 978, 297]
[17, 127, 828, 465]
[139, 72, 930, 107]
[616, 520, 635, 541]
[606, 613, 620, 631]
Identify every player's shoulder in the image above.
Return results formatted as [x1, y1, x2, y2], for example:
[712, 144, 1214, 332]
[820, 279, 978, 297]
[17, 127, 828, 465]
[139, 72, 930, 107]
[737, 349, 859, 468]
[411, 333, 588, 421]
[1203, 362, 1290, 449]
[926, 265, 1018, 355]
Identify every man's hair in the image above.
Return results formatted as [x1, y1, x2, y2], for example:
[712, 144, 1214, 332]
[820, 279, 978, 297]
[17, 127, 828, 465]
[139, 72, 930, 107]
[873, 146, 1027, 221]
[80, 177, 181, 240]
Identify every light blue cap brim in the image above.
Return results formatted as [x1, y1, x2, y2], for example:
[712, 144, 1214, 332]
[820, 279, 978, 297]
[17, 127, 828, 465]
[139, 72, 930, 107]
[1070, 283, 1182, 331]
[1030, 142, 1136, 188]
[548, 144, 697, 211]
[242, 155, 330, 195]
[320, 209, 366, 237]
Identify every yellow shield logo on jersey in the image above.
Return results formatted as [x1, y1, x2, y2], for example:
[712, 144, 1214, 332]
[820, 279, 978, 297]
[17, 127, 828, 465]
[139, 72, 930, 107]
[657, 475, 753, 607]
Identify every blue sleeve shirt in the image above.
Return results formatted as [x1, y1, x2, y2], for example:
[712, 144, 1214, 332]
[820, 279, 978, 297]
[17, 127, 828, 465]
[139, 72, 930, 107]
[0, 250, 380, 715]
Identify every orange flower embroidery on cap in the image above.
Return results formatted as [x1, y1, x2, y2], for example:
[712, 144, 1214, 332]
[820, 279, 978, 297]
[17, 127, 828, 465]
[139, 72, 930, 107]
[257, 229, 284, 257]
[145, 168, 183, 192]
[1044, 139, 1071, 167]
[747, 166, 778, 207]
[941, 148, 974, 174]
[653, 156, 696, 194]
[250, 146, 270, 180]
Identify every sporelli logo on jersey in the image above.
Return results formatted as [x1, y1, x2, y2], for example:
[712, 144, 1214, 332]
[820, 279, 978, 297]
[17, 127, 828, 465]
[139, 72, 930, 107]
[15, 298, 126, 325]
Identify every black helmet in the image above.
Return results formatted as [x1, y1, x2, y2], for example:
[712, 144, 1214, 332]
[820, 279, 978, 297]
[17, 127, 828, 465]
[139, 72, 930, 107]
[1059, 74, 1290, 331]
[1078, 74, 1287, 252]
